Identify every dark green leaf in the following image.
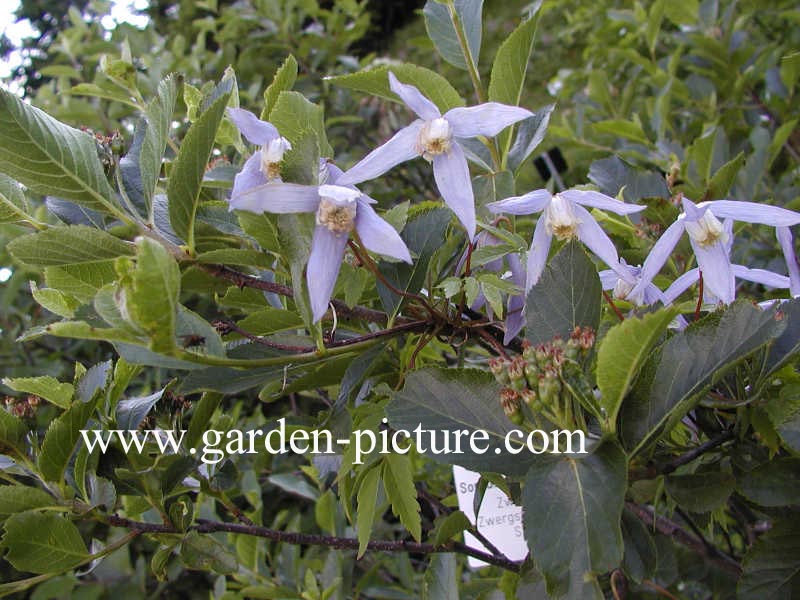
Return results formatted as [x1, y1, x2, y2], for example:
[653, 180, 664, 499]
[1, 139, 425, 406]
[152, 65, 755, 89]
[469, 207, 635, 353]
[665, 471, 735, 512]
[356, 465, 381, 558]
[422, 553, 458, 600]
[1, 512, 89, 574]
[620, 510, 657, 583]
[738, 519, 800, 599]
[38, 396, 97, 482]
[737, 458, 800, 507]
[507, 106, 554, 172]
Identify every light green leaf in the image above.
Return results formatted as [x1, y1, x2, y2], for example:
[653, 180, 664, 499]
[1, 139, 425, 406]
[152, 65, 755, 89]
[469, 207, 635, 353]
[591, 118, 650, 145]
[0, 173, 29, 223]
[140, 74, 180, 215]
[0, 89, 118, 214]
[423, 0, 483, 71]
[0, 486, 55, 519]
[433, 511, 471, 545]
[38, 396, 97, 482]
[267, 91, 332, 157]
[382, 453, 421, 542]
[7, 225, 134, 268]
[708, 151, 745, 199]
[1, 512, 89, 574]
[356, 465, 381, 558]
[0, 409, 28, 457]
[44, 262, 117, 303]
[327, 64, 464, 114]
[236, 308, 304, 336]
[178, 531, 237, 574]
[489, 14, 537, 105]
[522, 441, 626, 598]
[2, 376, 74, 409]
[422, 553, 458, 600]
[262, 55, 298, 119]
[525, 241, 602, 347]
[196, 248, 274, 268]
[596, 307, 678, 432]
[167, 92, 230, 250]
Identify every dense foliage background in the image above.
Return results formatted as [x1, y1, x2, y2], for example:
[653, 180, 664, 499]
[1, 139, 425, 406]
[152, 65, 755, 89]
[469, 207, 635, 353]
[1, 0, 799, 598]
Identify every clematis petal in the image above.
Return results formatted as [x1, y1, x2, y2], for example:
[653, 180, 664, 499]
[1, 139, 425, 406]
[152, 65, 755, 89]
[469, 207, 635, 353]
[388, 72, 441, 121]
[231, 153, 268, 201]
[336, 120, 425, 186]
[444, 103, 533, 138]
[629, 218, 686, 300]
[432, 143, 476, 240]
[599, 269, 620, 290]
[561, 189, 645, 215]
[731, 265, 790, 289]
[690, 238, 735, 304]
[354, 199, 412, 263]
[229, 182, 321, 214]
[663, 268, 700, 304]
[681, 197, 706, 220]
[700, 200, 800, 226]
[777, 227, 800, 296]
[487, 189, 551, 216]
[307, 226, 350, 323]
[526, 215, 553, 292]
[227, 108, 279, 145]
[573, 203, 620, 270]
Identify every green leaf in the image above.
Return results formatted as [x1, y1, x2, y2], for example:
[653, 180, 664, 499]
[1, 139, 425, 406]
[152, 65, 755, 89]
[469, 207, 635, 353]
[186, 392, 222, 450]
[116, 388, 164, 430]
[423, 0, 483, 71]
[620, 510, 657, 583]
[44, 262, 118, 303]
[0, 409, 28, 457]
[262, 55, 298, 119]
[236, 308, 304, 336]
[237, 211, 280, 253]
[433, 511, 471, 545]
[277, 213, 316, 333]
[8, 225, 134, 268]
[738, 519, 800, 599]
[122, 237, 181, 352]
[327, 64, 464, 114]
[387, 368, 540, 476]
[179, 530, 237, 574]
[488, 15, 537, 106]
[596, 308, 678, 432]
[1, 512, 89, 574]
[507, 105, 554, 172]
[281, 130, 319, 185]
[0, 486, 55, 519]
[525, 241, 602, 347]
[522, 441, 626, 598]
[38, 396, 97, 482]
[737, 458, 800, 507]
[591, 118, 650, 145]
[422, 553, 458, 600]
[139, 74, 180, 216]
[382, 453, 421, 542]
[378, 207, 451, 317]
[2, 376, 74, 409]
[0, 173, 29, 223]
[167, 92, 230, 250]
[0, 89, 118, 214]
[268, 91, 332, 157]
[196, 248, 274, 268]
[30, 281, 81, 318]
[665, 471, 735, 512]
[766, 298, 800, 375]
[356, 465, 381, 558]
[707, 151, 745, 199]
[620, 302, 785, 455]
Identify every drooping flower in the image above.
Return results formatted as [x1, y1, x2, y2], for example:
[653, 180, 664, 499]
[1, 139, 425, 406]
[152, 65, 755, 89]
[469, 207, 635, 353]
[777, 226, 800, 297]
[336, 72, 533, 241]
[230, 161, 411, 323]
[227, 108, 292, 199]
[486, 188, 645, 292]
[458, 231, 527, 345]
[629, 197, 800, 304]
[598, 259, 668, 307]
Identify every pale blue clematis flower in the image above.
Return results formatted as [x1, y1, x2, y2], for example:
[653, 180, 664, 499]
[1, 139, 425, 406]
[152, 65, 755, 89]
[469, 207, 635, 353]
[336, 72, 533, 241]
[227, 108, 292, 199]
[599, 260, 668, 307]
[458, 231, 526, 345]
[230, 161, 412, 323]
[777, 226, 800, 297]
[487, 189, 645, 292]
[629, 197, 800, 305]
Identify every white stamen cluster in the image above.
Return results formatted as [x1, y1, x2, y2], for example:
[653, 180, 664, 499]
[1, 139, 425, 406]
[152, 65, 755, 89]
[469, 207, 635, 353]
[316, 185, 361, 235]
[417, 118, 453, 161]
[545, 195, 581, 240]
[260, 137, 292, 180]
[685, 210, 728, 247]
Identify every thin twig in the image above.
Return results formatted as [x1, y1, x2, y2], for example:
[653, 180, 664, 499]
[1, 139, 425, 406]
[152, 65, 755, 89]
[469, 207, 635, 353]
[603, 291, 625, 322]
[659, 430, 735, 475]
[695, 271, 704, 321]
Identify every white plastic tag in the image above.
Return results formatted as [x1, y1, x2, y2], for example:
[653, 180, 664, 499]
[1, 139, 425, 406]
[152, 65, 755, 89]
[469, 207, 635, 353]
[453, 465, 528, 568]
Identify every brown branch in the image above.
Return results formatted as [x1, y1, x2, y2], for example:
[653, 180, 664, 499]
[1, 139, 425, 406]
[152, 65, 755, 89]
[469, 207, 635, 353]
[695, 271, 704, 321]
[625, 502, 742, 577]
[659, 430, 735, 475]
[603, 291, 625, 322]
[101, 515, 521, 572]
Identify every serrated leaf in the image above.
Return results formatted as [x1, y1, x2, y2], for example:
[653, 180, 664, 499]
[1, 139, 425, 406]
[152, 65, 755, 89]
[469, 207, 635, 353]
[522, 441, 626, 598]
[327, 64, 464, 114]
[596, 308, 678, 432]
[0, 89, 118, 214]
[167, 92, 230, 250]
[268, 91, 332, 157]
[737, 458, 800, 507]
[2, 376, 74, 409]
[44, 262, 117, 303]
[30, 281, 81, 318]
[0, 409, 28, 456]
[8, 225, 134, 268]
[665, 471, 735, 512]
[620, 302, 785, 455]
[38, 396, 96, 482]
[382, 453, 421, 542]
[0, 173, 29, 223]
[116, 388, 165, 430]
[738, 519, 800, 599]
[423, 0, 483, 71]
[262, 55, 298, 119]
[0, 486, 55, 519]
[1, 512, 89, 574]
[525, 241, 602, 347]
[356, 465, 381, 558]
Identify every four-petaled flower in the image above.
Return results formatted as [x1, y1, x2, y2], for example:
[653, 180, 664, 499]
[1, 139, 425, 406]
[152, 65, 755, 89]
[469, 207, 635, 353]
[230, 161, 411, 323]
[227, 108, 293, 199]
[336, 72, 533, 241]
[487, 189, 645, 292]
[629, 197, 800, 304]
